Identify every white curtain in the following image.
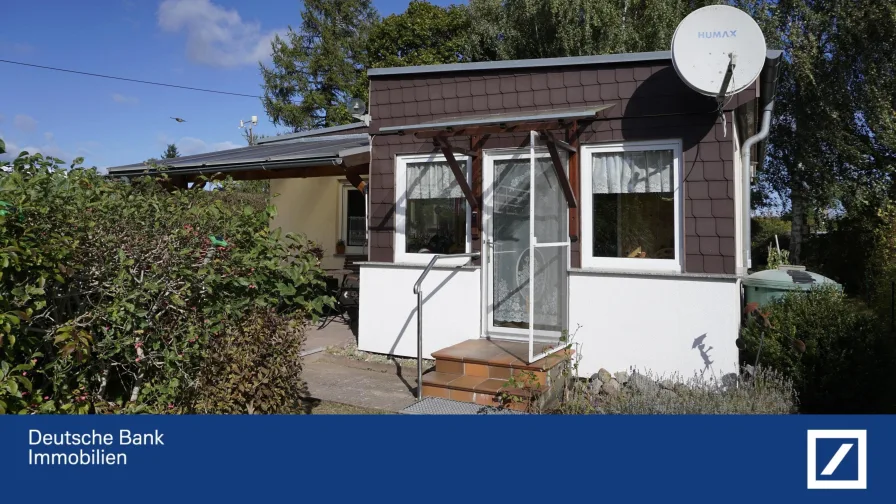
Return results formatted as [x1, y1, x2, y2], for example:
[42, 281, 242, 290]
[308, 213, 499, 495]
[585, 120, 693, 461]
[592, 150, 673, 194]
[406, 162, 463, 199]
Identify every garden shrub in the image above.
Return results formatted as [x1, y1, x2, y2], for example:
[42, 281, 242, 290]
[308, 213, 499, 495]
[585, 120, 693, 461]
[554, 365, 796, 415]
[192, 309, 310, 414]
[740, 285, 896, 413]
[0, 153, 331, 414]
[593, 368, 797, 415]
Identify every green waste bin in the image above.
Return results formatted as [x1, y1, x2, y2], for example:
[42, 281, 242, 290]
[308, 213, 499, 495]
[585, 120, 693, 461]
[743, 265, 842, 307]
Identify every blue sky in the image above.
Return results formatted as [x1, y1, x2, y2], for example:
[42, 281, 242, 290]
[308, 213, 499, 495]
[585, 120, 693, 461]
[0, 0, 455, 171]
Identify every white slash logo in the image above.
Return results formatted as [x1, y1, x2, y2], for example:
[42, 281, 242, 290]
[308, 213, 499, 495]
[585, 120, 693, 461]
[807, 430, 867, 490]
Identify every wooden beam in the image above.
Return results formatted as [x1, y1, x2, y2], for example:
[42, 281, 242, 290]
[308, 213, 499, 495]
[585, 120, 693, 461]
[449, 146, 476, 157]
[540, 131, 576, 153]
[470, 134, 482, 248]
[567, 121, 581, 268]
[343, 170, 367, 193]
[541, 130, 577, 209]
[227, 165, 368, 181]
[434, 137, 478, 211]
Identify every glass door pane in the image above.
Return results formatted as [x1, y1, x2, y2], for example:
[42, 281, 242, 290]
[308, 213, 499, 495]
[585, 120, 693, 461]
[531, 157, 567, 337]
[528, 133, 568, 363]
[491, 159, 531, 331]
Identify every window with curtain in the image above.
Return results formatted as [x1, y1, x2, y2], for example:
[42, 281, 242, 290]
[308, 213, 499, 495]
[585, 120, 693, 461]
[402, 160, 468, 256]
[580, 142, 681, 271]
[592, 150, 674, 260]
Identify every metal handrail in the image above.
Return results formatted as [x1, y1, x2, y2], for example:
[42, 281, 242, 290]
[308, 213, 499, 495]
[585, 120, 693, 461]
[413, 252, 480, 400]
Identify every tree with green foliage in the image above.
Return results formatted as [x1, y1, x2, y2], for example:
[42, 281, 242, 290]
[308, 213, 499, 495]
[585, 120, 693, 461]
[465, 0, 723, 61]
[260, 0, 378, 132]
[368, 0, 470, 68]
[747, 0, 896, 264]
[162, 143, 180, 159]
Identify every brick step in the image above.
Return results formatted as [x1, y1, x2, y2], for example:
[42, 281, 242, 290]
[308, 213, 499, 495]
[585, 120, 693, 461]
[421, 339, 574, 412]
[421, 371, 542, 411]
[431, 339, 571, 373]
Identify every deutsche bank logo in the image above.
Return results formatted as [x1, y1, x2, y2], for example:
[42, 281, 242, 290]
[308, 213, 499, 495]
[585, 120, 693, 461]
[807, 430, 867, 490]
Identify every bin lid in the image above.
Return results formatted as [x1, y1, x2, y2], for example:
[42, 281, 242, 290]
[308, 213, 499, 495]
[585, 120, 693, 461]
[743, 265, 840, 290]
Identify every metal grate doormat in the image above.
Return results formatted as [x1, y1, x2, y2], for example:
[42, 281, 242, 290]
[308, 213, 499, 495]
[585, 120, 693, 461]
[399, 397, 530, 415]
[786, 269, 816, 284]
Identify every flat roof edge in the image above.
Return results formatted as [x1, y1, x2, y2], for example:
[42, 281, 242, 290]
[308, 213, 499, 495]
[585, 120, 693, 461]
[368, 49, 783, 78]
[257, 122, 367, 144]
[107, 157, 344, 177]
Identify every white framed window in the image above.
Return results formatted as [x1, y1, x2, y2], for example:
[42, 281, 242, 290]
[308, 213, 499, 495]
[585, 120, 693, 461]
[395, 153, 472, 265]
[339, 182, 367, 254]
[579, 140, 683, 272]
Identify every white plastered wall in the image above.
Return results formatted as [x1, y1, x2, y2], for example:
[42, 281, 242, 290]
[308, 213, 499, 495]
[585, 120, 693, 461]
[358, 265, 480, 358]
[567, 271, 741, 379]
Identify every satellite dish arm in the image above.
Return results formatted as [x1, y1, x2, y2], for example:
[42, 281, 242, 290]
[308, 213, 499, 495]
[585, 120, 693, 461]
[717, 53, 737, 105]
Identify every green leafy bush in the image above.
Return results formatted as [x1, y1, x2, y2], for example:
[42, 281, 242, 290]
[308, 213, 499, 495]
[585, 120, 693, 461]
[1, 153, 331, 414]
[740, 285, 896, 413]
[192, 309, 310, 414]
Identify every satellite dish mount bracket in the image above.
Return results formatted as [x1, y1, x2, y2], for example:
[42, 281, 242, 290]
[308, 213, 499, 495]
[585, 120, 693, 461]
[716, 53, 737, 137]
[716, 53, 737, 108]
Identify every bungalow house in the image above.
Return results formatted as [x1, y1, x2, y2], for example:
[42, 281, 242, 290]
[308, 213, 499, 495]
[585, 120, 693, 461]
[357, 48, 782, 405]
[107, 123, 371, 272]
[109, 47, 783, 409]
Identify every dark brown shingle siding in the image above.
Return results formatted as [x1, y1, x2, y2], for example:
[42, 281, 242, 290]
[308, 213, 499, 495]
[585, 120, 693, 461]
[368, 60, 753, 274]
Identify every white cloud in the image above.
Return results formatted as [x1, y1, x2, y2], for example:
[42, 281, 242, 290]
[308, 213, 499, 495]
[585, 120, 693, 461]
[0, 136, 19, 161]
[157, 0, 283, 68]
[14, 114, 37, 132]
[175, 136, 241, 156]
[0, 41, 35, 55]
[1, 131, 104, 171]
[112, 93, 140, 105]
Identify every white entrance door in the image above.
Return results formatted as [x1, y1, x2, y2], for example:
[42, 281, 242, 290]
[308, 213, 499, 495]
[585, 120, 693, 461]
[482, 132, 570, 362]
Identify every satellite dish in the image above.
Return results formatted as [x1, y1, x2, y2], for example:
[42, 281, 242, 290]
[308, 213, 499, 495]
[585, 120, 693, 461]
[348, 98, 366, 116]
[671, 5, 767, 99]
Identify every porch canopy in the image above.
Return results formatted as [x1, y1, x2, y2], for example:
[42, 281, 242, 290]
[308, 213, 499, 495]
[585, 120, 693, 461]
[106, 134, 370, 191]
[378, 104, 615, 212]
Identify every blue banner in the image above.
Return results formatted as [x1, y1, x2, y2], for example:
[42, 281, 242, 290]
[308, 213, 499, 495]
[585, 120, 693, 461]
[1, 415, 893, 502]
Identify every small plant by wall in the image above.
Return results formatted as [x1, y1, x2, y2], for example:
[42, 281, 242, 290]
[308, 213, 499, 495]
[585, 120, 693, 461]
[766, 241, 791, 270]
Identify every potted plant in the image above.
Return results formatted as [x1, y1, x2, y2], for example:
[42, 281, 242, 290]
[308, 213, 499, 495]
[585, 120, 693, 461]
[335, 239, 345, 255]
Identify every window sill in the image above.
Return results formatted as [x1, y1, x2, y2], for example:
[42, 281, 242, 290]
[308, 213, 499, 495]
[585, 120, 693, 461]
[358, 261, 481, 271]
[569, 267, 737, 281]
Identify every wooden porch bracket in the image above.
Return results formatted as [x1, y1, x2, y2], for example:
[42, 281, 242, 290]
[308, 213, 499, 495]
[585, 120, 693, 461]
[343, 168, 367, 193]
[567, 121, 581, 267]
[539, 131, 576, 154]
[434, 137, 479, 211]
[539, 129, 577, 209]
[445, 146, 476, 157]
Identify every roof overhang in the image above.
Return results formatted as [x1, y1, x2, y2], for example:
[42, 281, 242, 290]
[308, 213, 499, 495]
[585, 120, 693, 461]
[378, 105, 615, 138]
[106, 137, 370, 181]
[368, 49, 784, 78]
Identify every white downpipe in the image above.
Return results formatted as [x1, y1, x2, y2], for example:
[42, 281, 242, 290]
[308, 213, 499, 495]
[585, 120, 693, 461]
[529, 130, 537, 363]
[739, 102, 774, 275]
